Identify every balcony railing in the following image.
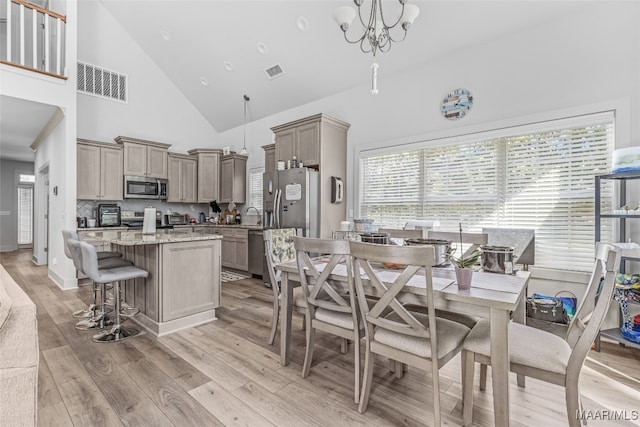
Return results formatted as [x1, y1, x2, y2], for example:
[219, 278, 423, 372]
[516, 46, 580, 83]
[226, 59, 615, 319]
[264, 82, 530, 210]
[0, 0, 67, 79]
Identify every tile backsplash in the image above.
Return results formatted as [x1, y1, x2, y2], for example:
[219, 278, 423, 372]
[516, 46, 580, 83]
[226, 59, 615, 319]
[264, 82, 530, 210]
[77, 199, 246, 223]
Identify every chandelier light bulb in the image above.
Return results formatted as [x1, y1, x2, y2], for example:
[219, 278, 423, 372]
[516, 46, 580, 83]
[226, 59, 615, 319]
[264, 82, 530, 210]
[333, 6, 356, 30]
[370, 62, 379, 95]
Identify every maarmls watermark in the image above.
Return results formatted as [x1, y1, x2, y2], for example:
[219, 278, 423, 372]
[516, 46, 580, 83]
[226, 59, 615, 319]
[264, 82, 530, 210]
[577, 410, 639, 421]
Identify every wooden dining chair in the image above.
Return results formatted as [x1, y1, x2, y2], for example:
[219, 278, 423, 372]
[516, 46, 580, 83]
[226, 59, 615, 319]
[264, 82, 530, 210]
[349, 241, 471, 426]
[294, 237, 362, 403]
[461, 243, 621, 427]
[263, 228, 308, 345]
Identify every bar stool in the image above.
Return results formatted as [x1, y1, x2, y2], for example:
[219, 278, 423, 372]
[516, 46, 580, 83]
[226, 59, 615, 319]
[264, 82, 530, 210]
[79, 240, 148, 343]
[66, 238, 130, 330]
[62, 230, 132, 327]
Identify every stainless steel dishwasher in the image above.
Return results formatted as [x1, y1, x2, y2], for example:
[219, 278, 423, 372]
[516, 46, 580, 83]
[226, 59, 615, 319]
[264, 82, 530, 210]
[248, 230, 264, 280]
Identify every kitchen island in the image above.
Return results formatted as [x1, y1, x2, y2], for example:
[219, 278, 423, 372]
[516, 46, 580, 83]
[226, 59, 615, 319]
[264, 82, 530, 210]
[80, 229, 222, 337]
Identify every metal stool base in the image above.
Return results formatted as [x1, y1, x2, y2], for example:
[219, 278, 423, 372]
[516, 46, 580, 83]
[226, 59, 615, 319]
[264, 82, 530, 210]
[92, 325, 140, 343]
[75, 315, 114, 331]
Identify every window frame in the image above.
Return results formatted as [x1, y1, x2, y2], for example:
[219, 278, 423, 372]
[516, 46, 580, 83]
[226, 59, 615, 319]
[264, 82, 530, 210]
[356, 111, 615, 272]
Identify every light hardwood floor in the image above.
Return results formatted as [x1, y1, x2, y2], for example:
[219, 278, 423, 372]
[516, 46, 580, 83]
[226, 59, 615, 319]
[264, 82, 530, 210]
[1, 249, 639, 427]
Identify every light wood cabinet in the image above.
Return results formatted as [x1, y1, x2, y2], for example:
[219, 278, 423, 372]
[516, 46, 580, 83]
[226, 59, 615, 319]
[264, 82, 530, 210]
[119, 239, 221, 328]
[167, 153, 197, 203]
[161, 240, 220, 322]
[115, 136, 170, 179]
[219, 228, 248, 271]
[77, 139, 123, 201]
[188, 148, 222, 203]
[220, 154, 247, 203]
[271, 114, 350, 238]
[262, 143, 275, 173]
[272, 114, 348, 169]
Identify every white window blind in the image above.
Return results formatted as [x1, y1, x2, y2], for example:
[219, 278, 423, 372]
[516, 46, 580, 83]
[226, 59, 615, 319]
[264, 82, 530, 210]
[359, 113, 614, 272]
[248, 167, 264, 213]
[18, 186, 33, 245]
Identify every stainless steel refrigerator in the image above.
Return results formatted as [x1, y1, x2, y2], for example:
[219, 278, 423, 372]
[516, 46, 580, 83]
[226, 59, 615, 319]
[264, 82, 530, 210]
[263, 168, 319, 238]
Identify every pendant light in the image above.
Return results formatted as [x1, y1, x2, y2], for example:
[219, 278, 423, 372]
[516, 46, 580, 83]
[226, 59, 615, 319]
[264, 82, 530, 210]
[240, 94, 249, 155]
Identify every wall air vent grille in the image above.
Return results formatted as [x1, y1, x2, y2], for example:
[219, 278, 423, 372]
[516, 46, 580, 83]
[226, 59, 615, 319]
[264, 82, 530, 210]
[77, 61, 128, 103]
[264, 64, 285, 80]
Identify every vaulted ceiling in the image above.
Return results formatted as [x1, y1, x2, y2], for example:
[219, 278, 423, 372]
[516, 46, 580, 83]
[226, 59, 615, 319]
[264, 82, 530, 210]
[98, 0, 585, 133]
[1, 1, 589, 162]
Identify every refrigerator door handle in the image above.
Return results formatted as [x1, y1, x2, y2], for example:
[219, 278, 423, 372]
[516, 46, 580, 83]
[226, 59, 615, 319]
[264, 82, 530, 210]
[275, 189, 281, 229]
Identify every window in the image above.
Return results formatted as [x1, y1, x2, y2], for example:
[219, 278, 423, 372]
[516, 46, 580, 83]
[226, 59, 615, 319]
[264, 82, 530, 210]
[359, 113, 615, 271]
[248, 167, 264, 214]
[18, 174, 35, 246]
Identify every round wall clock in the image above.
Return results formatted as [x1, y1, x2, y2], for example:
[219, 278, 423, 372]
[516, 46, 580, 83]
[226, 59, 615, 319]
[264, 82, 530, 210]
[441, 88, 473, 120]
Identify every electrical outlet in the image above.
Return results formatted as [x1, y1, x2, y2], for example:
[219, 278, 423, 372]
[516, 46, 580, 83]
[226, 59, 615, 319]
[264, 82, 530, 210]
[52, 257, 58, 265]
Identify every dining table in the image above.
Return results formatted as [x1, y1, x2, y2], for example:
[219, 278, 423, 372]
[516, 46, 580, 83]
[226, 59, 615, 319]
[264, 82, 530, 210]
[276, 259, 530, 427]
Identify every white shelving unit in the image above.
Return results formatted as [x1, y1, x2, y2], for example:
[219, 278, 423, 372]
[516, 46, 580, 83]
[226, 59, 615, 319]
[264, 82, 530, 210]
[594, 172, 640, 351]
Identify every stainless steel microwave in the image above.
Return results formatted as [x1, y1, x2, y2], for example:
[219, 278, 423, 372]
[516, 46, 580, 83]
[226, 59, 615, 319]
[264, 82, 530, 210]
[124, 175, 168, 200]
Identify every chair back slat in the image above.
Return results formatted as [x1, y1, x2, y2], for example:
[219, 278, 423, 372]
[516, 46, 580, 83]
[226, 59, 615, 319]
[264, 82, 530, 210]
[350, 241, 436, 340]
[566, 243, 620, 377]
[294, 237, 355, 320]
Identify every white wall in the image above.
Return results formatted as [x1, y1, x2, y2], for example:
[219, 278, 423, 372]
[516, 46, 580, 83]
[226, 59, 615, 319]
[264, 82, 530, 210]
[0, 0, 79, 289]
[76, 0, 218, 152]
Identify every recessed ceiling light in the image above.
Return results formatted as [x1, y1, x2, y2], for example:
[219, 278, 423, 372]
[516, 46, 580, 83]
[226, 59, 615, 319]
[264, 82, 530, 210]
[161, 30, 170, 41]
[296, 16, 309, 31]
[257, 42, 267, 54]
[224, 61, 234, 72]
[200, 77, 209, 87]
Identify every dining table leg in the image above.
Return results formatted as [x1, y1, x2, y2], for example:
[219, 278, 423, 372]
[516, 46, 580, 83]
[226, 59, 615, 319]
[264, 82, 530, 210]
[280, 271, 293, 366]
[513, 294, 526, 388]
[491, 307, 510, 427]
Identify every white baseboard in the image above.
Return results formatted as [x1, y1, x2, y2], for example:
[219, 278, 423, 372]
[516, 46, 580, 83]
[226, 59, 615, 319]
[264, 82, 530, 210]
[48, 269, 78, 290]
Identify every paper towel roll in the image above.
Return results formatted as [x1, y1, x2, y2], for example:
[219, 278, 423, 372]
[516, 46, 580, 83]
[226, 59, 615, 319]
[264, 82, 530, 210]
[142, 207, 156, 235]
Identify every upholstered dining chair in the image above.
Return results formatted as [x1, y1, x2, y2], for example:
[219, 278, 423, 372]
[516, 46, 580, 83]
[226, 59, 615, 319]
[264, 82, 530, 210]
[349, 241, 471, 426]
[461, 242, 621, 427]
[263, 228, 308, 346]
[294, 237, 362, 403]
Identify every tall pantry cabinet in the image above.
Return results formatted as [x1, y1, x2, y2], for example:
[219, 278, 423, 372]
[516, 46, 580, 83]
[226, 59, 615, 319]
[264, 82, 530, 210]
[270, 113, 350, 238]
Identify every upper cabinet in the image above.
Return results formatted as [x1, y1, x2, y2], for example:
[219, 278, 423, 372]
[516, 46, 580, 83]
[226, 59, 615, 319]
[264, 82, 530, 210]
[220, 154, 247, 204]
[271, 114, 349, 168]
[167, 153, 198, 203]
[188, 148, 222, 203]
[262, 143, 276, 173]
[77, 139, 123, 201]
[115, 136, 170, 179]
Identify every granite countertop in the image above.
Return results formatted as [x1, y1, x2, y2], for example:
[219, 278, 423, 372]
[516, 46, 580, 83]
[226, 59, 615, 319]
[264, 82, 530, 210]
[78, 224, 262, 232]
[175, 224, 263, 230]
[80, 229, 223, 246]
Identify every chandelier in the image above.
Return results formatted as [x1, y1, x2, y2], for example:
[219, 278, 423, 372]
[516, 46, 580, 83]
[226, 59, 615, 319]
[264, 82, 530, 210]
[333, 0, 420, 94]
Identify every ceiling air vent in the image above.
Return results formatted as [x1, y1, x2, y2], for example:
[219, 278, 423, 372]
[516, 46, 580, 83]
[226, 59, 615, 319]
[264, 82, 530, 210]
[77, 61, 128, 103]
[264, 64, 285, 80]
